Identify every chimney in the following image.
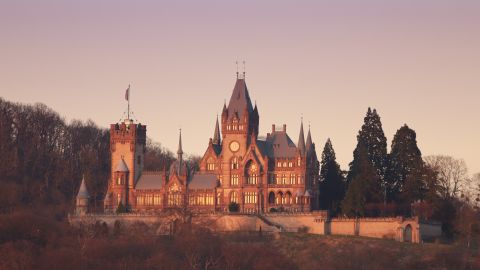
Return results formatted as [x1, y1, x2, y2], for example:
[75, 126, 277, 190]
[283, 124, 287, 132]
[272, 124, 276, 133]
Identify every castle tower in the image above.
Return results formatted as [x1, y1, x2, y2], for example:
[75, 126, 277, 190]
[104, 118, 146, 212]
[76, 176, 90, 215]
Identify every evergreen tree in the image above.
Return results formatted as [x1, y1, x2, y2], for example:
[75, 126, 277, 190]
[386, 125, 425, 203]
[319, 139, 345, 215]
[341, 143, 382, 217]
[347, 108, 388, 183]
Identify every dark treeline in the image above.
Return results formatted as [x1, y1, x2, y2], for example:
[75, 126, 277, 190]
[0, 98, 180, 214]
[319, 108, 480, 241]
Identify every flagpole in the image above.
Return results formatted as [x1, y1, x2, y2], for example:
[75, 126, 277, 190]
[127, 84, 130, 120]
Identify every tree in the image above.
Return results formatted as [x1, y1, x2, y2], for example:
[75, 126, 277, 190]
[228, 202, 239, 213]
[319, 139, 345, 215]
[346, 108, 387, 203]
[348, 108, 388, 182]
[424, 155, 470, 200]
[472, 173, 480, 210]
[342, 144, 382, 217]
[386, 125, 425, 203]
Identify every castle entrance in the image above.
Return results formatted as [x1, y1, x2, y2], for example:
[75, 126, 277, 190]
[404, 224, 412, 242]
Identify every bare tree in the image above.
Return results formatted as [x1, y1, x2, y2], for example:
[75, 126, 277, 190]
[424, 155, 470, 199]
[473, 173, 480, 209]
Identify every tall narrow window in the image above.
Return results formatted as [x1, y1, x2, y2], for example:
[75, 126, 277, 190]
[207, 158, 215, 171]
[230, 191, 238, 203]
[231, 157, 239, 170]
[230, 174, 239, 186]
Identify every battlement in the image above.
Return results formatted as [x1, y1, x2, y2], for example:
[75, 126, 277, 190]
[110, 120, 147, 144]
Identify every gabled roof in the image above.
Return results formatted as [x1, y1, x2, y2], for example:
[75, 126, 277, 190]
[188, 174, 218, 189]
[115, 159, 129, 172]
[264, 131, 298, 158]
[77, 176, 89, 199]
[227, 78, 254, 120]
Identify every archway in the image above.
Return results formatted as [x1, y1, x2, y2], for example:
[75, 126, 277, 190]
[268, 191, 275, 204]
[404, 224, 413, 242]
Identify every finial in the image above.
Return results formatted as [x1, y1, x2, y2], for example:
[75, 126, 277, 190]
[236, 61, 239, 78]
[243, 60, 246, 75]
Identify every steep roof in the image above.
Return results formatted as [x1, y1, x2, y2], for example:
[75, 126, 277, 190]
[212, 116, 221, 145]
[188, 174, 218, 189]
[135, 172, 163, 190]
[306, 127, 313, 153]
[266, 131, 298, 158]
[115, 159, 129, 172]
[227, 78, 254, 120]
[298, 121, 306, 155]
[77, 176, 89, 199]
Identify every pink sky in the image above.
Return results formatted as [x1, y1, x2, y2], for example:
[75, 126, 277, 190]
[1, 0, 479, 174]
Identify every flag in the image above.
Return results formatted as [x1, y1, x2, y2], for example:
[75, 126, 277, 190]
[125, 85, 130, 101]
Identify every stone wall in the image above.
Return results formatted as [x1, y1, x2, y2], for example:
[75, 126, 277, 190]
[69, 213, 440, 243]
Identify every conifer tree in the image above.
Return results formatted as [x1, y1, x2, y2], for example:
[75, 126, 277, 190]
[341, 143, 382, 217]
[345, 108, 388, 210]
[319, 139, 345, 215]
[386, 125, 425, 203]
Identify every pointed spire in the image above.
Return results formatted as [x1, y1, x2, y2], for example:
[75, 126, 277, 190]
[77, 175, 89, 199]
[177, 129, 183, 160]
[227, 78, 253, 120]
[306, 124, 313, 152]
[298, 118, 306, 155]
[213, 115, 221, 145]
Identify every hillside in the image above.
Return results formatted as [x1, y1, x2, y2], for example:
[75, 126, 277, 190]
[275, 233, 479, 270]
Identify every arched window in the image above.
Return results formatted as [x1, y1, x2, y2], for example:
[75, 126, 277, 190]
[276, 192, 283, 205]
[268, 192, 275, 204]
[282, 174, 287, 185]
[230, 191, 238, 203]
[286, 192, 292, 205]
[245, 160, 258, 185]
[231, 157, 239, 170]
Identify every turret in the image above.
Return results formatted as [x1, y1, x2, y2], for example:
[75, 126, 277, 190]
[75, 176, 90, 215]
[212, 116, 221, 145]
[298, 119, 306, 156]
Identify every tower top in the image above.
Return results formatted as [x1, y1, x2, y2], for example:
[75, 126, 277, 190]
[77, 175, 90, 199]
[298, 118, 306, 155]
[177, 129, 184, 158]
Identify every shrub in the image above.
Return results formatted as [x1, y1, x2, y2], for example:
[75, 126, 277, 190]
[228, 202, 240, 213]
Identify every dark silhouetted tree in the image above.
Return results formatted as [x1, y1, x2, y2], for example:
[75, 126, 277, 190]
[342, 144, 382, 217]
[319, 139, 345, 215]
[386, 124, 425, 203]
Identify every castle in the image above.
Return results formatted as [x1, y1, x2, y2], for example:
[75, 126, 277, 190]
[73, 73, 443, 244]
[76, 73, 320, 215]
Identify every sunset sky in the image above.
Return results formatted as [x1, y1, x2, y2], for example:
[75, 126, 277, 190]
[1, 0, 479, 174]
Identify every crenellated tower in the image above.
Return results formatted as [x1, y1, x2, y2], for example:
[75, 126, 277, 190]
[104, 119, 146, 212]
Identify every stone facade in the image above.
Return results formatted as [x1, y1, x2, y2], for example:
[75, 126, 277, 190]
[98, 74, 319, 214]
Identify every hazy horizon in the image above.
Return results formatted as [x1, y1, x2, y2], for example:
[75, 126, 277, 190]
[1, 0, 479, 174]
